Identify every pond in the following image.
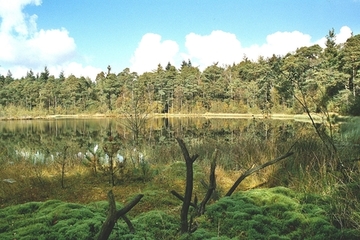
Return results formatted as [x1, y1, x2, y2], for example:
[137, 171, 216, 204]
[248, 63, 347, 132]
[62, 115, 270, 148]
[0, 117, 314, 167]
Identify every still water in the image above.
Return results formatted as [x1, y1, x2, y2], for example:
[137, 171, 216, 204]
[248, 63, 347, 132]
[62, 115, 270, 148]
[0, 117, 307, 164]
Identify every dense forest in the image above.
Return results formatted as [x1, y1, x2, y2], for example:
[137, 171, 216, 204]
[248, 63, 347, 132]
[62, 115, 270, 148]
[1, 30, 360, 117]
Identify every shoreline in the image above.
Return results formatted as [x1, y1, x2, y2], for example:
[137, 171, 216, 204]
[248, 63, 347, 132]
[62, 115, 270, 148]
[0, 112, 343, 122]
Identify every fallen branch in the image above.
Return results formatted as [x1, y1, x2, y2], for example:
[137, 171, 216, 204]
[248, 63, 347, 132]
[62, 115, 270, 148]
[225, 151, 294, 197]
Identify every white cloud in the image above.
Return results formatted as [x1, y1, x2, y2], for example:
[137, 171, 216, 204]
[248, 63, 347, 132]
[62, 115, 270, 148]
[0, 0, 76, 67]
[27, 28, 76, 64]
[0, 0, 100, 80]
[180, 30, 314, 69]
[0, 28, 76, 67]
[244, 31, 312, 60]
[336, 26, 353, 44]
[130, 27, 353, 75]
[0, 65, 29, 77]
[180, 26, 353, 70]
[0, 0, 41, 35]
[0, 62, 102, 80]
[184, 30, 243, 68]
[59, 62, 102, 79]
[315, 26, 353, 48]
[130, 33, 179, 74]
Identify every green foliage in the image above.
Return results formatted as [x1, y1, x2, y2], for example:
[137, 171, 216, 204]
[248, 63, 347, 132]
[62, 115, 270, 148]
[0, 200, 177, 240]
[0, 187, 359, 239]
[199, 187, 358, 239]
[0, 200, 104, 240]
[118, 210, 179, 239]
[1, 34, 360, 116]
[339, 117, 360, 145]
[347, 96, 360, 116]
[159, 161, 206, 190]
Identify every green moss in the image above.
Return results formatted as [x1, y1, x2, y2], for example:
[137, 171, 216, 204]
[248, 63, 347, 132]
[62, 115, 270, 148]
[200, 187, 358, 239]
[139, 189, 179, 207]
[111, 210, 179, 239]
[0, 187, 359, 239]
[181, 228, 232, 240]
[87, 200, 111, 212]
[16, 202, 41, 215]
[11, 222, 51, 239]
[162, 161, 206, 184]
[300, 203, 327, 217]
[0, 200, 104, 240]
[268, 235, 291, 240]
[133, 210, 179, 238]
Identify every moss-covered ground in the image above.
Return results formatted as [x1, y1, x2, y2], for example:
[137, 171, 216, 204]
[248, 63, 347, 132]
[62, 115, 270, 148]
[0, 186, 359, 239]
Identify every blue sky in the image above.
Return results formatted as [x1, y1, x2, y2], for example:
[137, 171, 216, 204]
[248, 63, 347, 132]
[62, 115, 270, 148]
[0, 0, 359, 79]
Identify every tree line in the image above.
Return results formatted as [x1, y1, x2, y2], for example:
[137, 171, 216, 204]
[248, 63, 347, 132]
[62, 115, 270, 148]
[1, 30, 359, 116]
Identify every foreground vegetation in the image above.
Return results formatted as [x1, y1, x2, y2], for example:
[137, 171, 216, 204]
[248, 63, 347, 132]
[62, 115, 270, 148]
[1, 117, 359, 238]
[1, 187, 358, 239]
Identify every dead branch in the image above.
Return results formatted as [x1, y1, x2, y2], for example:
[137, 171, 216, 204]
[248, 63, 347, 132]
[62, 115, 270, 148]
[198, 149, 218, 215]
[170, 190, 196, 208]
[225, 151, 294, 197]
[97, 190, 143, 240]
[121, 215, 135, 234]
[176, 138, 199, 163]
[175, 138, 199, 234]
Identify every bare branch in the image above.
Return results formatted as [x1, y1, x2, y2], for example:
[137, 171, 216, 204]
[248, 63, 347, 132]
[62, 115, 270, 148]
[170, 190, 196, 208]
[225, 151, 294, 197]
[198, 149, 218, 215]
[115, 194, 144, 219]
[97, 190, 143, 240]
[176, 138, 199, 163]
[175, 138, 198, 234]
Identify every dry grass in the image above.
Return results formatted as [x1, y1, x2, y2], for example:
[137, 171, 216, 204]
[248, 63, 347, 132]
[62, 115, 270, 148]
[0, 156, 280, 210]
[0, 161, 139, 207]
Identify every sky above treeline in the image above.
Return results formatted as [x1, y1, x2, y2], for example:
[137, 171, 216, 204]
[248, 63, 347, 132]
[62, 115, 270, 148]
[0, 0, 359, 80]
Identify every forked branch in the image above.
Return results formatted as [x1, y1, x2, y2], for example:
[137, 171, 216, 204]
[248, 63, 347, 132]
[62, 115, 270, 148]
[97, 190, 143, 240]
[175, 138, 199, 234]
